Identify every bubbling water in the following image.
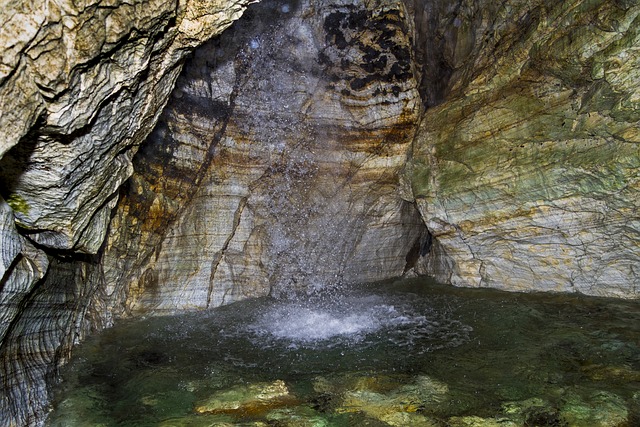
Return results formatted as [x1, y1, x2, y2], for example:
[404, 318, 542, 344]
[256, 305, 381, 341]
[243, 289, 472, 352]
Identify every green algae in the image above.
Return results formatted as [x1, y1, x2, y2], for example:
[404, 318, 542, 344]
[407, 100, 639, 211]
[406, 0, 640, 222]
[6, 193, 29, 216]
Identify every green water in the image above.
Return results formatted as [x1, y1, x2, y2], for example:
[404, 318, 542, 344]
[47, 278, 640, 426]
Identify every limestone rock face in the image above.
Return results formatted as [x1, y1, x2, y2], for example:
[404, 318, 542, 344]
[0, 0, 250, 253]
[1, 0, 640, 425]
[100, 0, 426, 315]
[406, 0, 640, 297]
[0, 1, 253, 425]
[0, 199, 49, 345]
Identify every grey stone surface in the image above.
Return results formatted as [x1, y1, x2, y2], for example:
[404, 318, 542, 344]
[99, 0, 427, 315]
[0, 1, 253, 424]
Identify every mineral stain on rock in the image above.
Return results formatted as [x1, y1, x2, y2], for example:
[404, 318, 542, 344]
[321, 5, 413, 98]
[1, 0, 640, 425]
[99, 0, 425, 316]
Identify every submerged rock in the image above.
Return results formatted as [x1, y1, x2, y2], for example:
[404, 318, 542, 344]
[561, 391, 628, 427]
[501, 390, 630, 427]
[46, 386, 110, 427]
[157, 415, 238, 427]
[447, 415, 518, 427]
[266, 406, 330, 427]
[195, 379, 296, 416]
[581, 363, 640, 382]
[315, 373, 447, 425]
[161, 420, 269, 427]
[501, 397, 565, 426]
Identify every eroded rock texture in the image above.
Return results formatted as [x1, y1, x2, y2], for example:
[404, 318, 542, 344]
[0, 1, 253, 425]
[405, 0, 640, 296]
[99, 0, 426, 315]
[1, 0, 640, 425]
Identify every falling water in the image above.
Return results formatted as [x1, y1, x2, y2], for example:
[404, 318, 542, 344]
[44, 1, 640, 426]
[199, 0, 427, 298]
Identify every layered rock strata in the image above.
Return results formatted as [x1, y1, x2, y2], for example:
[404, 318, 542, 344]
[0, 1, 253, 425]
[405, 0, 640, 296]
[1, 0, 640, 425]
[99, 0, 426, 315]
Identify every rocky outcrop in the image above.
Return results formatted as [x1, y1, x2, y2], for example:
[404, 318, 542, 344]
[405, 0, 640, 296]
[99, 0, 426, 315]
[0, 1, 253, 425]
[1, 0, 427, 423]
[2, 0, 640, 425]
[0, 0, 251, 253]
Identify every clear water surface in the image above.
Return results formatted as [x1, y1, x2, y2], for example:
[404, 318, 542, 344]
[47, 278, 640, 426]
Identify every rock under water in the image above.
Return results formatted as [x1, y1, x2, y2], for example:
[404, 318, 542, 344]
[0, 0, 639, 425]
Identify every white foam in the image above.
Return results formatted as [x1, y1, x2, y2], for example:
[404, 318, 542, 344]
[244, 293, 471, 351]
[256, 305, 383, 341]
[249, 39, 260, 50]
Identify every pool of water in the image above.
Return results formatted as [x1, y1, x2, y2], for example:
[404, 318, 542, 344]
[47, 278, 640, 426]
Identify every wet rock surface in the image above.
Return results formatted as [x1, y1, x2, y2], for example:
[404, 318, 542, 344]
[405, 0, 640, 296]
[194, 379, 294, 415]
[317, 373, 446, 426]
[100, 0, 425, 315]
[1, 0, 640, 425]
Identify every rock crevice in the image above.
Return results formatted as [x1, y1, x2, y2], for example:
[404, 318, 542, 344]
[1, 0, 640, 425]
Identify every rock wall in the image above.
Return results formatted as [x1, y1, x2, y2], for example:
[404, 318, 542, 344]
[1, 0, 640, 425]
[0, 1, 253, 425]
[405, 0, 640, 296]
[99, 0, 426, 316]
